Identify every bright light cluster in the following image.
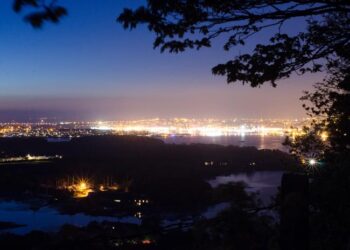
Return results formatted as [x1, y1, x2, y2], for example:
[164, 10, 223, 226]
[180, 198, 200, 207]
[100, 122, 297, 137]
[0, 154, 62, 163]
[0, 118, 308, 138]
[68, 178, 93, 198]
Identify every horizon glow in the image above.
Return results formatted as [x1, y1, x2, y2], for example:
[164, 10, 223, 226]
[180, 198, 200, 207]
[0, 0, 323, 122]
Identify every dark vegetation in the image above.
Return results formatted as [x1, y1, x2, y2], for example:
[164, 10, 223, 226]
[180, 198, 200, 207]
[0, 135, 293, 214]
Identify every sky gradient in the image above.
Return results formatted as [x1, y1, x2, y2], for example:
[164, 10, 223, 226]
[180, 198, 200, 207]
[0, 0, 323, 121]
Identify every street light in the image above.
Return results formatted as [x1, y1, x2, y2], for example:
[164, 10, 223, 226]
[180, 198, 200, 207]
[309, 158, 317, 166]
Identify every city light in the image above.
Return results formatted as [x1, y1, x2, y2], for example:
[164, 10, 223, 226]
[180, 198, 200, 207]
[56, 176, 132, 198]
[320, 131, 329, 142]
[67, 178, 93, 198]
[78, 181, 87, 191]
[0, 118, 308, 139]
[0, 154, 62, 163]
[309, 158, 317, 166]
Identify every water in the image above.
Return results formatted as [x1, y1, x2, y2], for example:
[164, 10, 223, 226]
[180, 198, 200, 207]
[208, 171, 284, 204]
[201, 202, 230, 219]
[162, 135, 287, 151]
[0, 201, 230, 235]
[0, 171, 284, 234]
[0, 201, 139, 234]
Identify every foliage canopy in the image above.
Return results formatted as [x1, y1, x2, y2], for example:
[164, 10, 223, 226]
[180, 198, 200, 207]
[117, 1, 350, 87]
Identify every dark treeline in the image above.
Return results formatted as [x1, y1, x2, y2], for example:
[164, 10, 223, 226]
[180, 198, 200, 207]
[0, 135, 295, 193]
[0, 135, 295, 170]
[0, 136, 295, 213]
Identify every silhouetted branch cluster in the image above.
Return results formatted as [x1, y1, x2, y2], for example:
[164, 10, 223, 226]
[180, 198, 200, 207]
[13, 0, 67, 28]
[117, 1, 350, 87]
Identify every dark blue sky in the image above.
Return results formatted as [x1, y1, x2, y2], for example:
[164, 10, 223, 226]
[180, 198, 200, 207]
[0, 0, 322, 121]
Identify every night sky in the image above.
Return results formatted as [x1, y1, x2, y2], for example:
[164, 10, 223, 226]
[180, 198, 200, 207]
[0, 0, 322, 121]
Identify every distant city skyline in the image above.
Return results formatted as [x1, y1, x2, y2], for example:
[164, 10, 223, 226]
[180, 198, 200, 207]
[0, 0, 323, 121]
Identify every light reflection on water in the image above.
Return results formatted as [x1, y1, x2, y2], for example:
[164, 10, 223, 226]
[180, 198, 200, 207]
[208, 171, 284, 204]
[162, 135, 287, 151]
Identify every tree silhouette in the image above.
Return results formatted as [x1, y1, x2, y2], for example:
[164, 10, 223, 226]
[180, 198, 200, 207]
[285, 50, 349, 162]
[13, 0, 67, 28]
[117, 1, 349, 87]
